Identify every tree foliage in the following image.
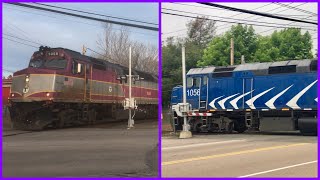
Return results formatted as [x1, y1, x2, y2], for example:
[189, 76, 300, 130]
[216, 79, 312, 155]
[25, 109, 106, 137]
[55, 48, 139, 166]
[199, 25, 314, 66]
[162, 17, 216, 106]
[254, 28, 313, 61]
[97, 23, 158, 75]
[186, 17, 216, 47]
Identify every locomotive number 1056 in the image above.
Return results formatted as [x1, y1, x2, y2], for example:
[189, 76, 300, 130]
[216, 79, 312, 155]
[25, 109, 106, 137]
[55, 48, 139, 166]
[187, 89, 200, 97]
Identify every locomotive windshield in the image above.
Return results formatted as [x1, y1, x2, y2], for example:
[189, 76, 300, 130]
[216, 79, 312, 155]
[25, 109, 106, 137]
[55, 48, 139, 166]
[29, 59, 67, 69]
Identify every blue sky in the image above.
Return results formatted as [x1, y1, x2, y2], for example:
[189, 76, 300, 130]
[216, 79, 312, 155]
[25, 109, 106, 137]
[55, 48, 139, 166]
[3, 3, 159, 77]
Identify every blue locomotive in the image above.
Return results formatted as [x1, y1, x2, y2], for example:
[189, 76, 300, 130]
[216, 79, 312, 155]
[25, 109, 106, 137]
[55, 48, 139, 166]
[170, 59, 317, 135]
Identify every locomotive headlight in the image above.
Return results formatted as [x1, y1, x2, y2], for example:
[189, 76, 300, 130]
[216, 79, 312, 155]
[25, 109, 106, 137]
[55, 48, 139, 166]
[25, 77, 30, 82]
[46, 92, 50, 97]
[11, 93, 15, 97]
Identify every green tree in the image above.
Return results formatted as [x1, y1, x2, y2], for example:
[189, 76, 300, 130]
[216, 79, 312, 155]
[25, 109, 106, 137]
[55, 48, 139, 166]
[254, 28, 313, 61]
[162, 17, 216, 106]
[186, 17, 216, 47]
[199, 25, 314, 66]
[162, 37, 183, 106]
[199, 24, 258, 66]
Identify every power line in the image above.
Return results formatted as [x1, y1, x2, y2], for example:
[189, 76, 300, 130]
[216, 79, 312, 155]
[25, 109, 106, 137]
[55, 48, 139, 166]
[216, 3, 293, 30]
[162, 3, 308, 36]
[275, 3, 317, 16]
[258, 14, 315, 34]
[6, 3, 159, 31]
[223, 3, 315, 34]
[209, 3, 315, 33]
[34, 3, 158, 26]
[3, 33, 43, 46]
[161, 12, 316, 30]
[172, 3, 230, 11]
[3, 37, 38, 48]
[162, 28, 189, 35]
[3, 20, 46, 45]
[162, 8, 315, 30]
[162, 3, 273, 36]
[4, 6, 158, 37]
[198, 3, 317, 25]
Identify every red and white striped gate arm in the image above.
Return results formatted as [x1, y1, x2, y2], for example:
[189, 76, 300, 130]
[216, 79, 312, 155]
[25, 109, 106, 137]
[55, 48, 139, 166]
[187, 112, 213, 116]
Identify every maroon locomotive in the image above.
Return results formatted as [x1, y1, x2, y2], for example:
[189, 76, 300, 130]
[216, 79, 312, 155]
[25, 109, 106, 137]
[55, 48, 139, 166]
[8, 46, 158, 130]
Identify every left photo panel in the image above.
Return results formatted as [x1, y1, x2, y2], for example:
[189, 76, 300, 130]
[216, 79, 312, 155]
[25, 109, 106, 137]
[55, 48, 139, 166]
[2, 2, 159, 177]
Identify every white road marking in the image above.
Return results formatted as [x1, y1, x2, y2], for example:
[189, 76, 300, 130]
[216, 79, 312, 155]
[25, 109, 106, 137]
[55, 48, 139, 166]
[239, 160, 317, 178]
[162, 139, 246, 151]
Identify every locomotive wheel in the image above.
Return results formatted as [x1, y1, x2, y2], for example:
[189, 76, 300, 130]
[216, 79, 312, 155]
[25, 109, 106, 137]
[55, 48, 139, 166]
[226, 122, 234, 133]
[298, 118, 317, 136]
[88, 110, 97, 125]
[234, 119, 247, 133]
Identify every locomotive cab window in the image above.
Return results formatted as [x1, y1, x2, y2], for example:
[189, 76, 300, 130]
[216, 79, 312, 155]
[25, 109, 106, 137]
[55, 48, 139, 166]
[203, 76, 208, 85]
[187, 77, 201, 88]
[187, 77, 193, 88]
[44, 59, 67, 69]
[29, 59, 67, 69]
[193, 77, 201, 88]
[72, 61, 84, 74]
[29, 60, 43, 68]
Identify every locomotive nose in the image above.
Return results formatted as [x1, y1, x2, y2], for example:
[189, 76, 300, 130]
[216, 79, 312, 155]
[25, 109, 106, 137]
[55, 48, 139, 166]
[22, 74, 30, 94]
[11, 73, 56, 101]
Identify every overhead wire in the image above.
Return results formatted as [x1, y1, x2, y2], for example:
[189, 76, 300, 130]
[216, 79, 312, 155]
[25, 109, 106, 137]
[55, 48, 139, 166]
[198, 3, 317, 25]
[274, 3, 317, 16]
[162, 3, 316, 39]
[258, 14, 316, 34]
[3, 37, 39, 48]
[34, 3, 158, 26]
[161, 12, 316, 31]
[5, 3, 159, 31]
[3, 33, 43, 46]
[3, 20, 46, 45]
[162, 8, 315, 29]
[162, 3, 284, 36]
[4, 6, 158, 37]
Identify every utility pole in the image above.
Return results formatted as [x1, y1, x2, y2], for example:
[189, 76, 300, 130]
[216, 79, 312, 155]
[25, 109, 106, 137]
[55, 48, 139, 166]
[179, 46, 192, 139]
[241, 55, 245, 64]
[120, 46, 140, 129]
[128, 46, 134, 129]
[230, 38, 234, 65]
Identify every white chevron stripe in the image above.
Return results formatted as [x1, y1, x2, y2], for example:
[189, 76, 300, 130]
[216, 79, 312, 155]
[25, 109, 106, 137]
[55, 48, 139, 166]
[286, 80, 318, 109]
[209, 95, 224, 109]
[218, 93, 239, 109]
[246, 87, 275, 109]
[230, 90, 254, 109]
[315, 97, 318, 102]
[265, 85, 293, 109]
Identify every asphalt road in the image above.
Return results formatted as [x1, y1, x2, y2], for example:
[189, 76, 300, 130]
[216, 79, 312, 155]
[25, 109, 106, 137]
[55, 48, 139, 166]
[3, 119, 158, 177]
[162, 132, 317, 177]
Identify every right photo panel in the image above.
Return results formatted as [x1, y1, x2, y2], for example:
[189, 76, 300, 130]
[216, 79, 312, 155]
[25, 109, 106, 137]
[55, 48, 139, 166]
[161, 2, 318, 178]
